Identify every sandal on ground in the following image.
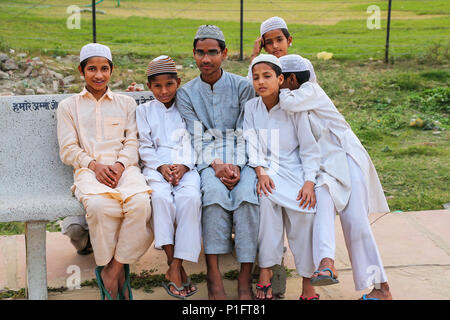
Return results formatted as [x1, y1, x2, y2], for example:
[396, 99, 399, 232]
[299, 293, 320, 300]
[95, 266, 115, 300]
[255, 283, 274, 300]
[360, 294, 380, 300]
[183, 277, 198, 297]
[118, 264, 133, 300]
[161, 281, 187, 300]
[310, 268, 339, 286]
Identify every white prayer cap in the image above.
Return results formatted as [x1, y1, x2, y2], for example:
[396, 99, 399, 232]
[279, 54, 317, 82]
[251, 54, 282, 71]
[79, 43, 112, 63]
[279, 54, 308, 73]
[260, 16, 288, 37]
[194, 25, 225, 42]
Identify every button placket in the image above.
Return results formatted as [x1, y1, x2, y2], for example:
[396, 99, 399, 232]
[95, 100, 102, 142]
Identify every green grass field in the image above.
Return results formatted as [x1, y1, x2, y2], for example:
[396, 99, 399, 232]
[0, 1, 448, 235]
[0, 0, 449, 59]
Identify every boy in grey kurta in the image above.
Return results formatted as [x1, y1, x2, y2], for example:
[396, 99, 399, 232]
[176, 25, 259, 300]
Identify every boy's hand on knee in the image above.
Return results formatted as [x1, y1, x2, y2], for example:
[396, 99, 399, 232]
[158, 165, 174, 184]
[255, 166, 275, 197]
[297, 181, 316, 210]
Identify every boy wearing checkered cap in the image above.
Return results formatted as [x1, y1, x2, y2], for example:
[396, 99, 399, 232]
[136, 55, 202, 299]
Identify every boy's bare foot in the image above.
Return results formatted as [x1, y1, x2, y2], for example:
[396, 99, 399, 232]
[301, 277, 317, 298]
[237, 272, 254, 300]
[313, 257, 339, 280]
[207, 272, 227, 300]
[165, 264, 186, 297]
[118, 266, 129, 300]
[255, 268, 273, 300]
[180, 266, 197, 295]
[361, 283, 392, 300]
[101, 266, 118, 300]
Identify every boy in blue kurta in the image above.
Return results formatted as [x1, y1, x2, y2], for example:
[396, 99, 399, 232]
[176, 25, 258, 300]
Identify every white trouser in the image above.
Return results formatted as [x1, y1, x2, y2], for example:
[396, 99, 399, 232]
[149, 170, 202, 263]
[314, 155, 388, 291]
[258, 196, 315, 278]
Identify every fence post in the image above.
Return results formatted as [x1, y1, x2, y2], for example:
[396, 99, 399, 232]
[92, 0, 97, 43]
[385, 0, 392, 63]
[240, 0, 244, 61]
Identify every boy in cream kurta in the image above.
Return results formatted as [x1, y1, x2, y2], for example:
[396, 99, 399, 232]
[57, 43, 153, 300]
[278, 54, 392, 300]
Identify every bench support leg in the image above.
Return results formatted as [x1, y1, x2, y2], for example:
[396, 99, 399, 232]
[25, 221, 48, 300]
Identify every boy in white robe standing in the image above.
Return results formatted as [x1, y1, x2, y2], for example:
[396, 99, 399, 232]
[136, 55, 202, 299]
[278, 54, 393, 300]
[244, 54, 321, 300]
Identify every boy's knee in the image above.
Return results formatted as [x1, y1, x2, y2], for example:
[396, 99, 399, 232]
[126, 193, 151, 215]
[84, 196, 111, 217]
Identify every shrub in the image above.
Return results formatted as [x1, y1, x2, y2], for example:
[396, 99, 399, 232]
[408, 87, 450, 114]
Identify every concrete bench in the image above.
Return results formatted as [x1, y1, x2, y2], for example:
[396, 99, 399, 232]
[0, 91, 154, 299]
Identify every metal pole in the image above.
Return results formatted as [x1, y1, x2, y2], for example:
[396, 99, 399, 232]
[92, 0, 97, 43]
[239, 0, 243, 61]
[385, 0, 392, 63]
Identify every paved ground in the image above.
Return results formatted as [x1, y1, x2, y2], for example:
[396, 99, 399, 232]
[1, 210, 449, 300]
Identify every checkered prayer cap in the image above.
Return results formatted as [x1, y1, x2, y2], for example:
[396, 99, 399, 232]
[260, 16, 288, 37]
[80, 43, 112, 63]
[146, 55, 177, 77]
[194, 25, 225, 42]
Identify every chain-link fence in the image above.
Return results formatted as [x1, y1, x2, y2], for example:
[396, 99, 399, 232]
[0, 0, 449, 61]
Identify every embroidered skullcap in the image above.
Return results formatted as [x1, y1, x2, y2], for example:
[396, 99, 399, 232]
[194, 25, 225, 42]
[79, 43, 112, 63]
[260, 16, 288, 37]
[251, 54, 282, 71]
[146, 55, 177, 77]
[279, 54, 308, 72]
[279, 54, 317, 82]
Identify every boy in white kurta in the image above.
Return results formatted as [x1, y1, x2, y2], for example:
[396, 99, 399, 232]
[136, 56, 202, 299]
[278, 54, 392, 300]
[57, 43, 153, 300]
[244, 55, 321, 300]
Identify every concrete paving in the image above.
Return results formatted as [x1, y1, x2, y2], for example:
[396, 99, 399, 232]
[1, 210, 449, 300]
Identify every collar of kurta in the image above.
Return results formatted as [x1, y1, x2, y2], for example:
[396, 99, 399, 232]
[259, 96, 281, 113]
[155, 99, 175, 112]
[199, 69, 227, 92]
[79, 87, 114, 101]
